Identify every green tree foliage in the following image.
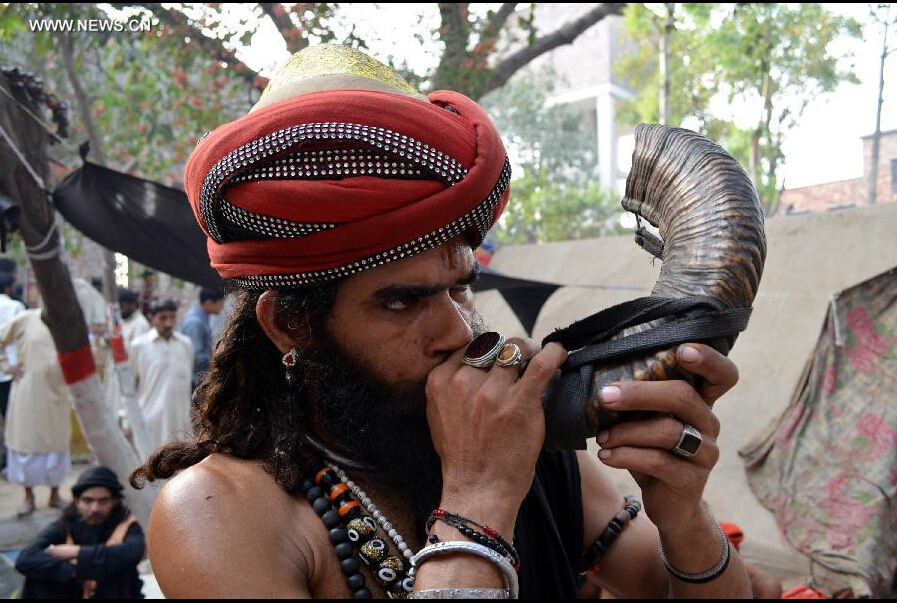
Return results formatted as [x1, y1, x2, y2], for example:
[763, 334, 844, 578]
[616, 3, 861, 213]
[0, 3, 629, 251]
[482, 72, 621, 244]
[0, 3, 345, 184]
[431, 3, 624, 100]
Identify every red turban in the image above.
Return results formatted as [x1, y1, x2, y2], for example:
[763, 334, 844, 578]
[184, 88, 510, 288]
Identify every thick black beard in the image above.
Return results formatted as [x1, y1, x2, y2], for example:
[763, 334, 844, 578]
[300, 313, 486, 537]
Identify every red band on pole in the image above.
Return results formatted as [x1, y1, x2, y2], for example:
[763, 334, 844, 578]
[58, 344, 97, 385]
[110, 334, 128, 365]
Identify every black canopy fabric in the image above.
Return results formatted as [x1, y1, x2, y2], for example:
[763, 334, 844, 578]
[475, 268, 560, 335]
[53, 162, 222, 289]
[51, 163, 561, 333]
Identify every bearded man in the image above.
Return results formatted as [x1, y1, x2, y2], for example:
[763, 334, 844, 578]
[16, 466, 145, 599]
[132, 45, 751, 599]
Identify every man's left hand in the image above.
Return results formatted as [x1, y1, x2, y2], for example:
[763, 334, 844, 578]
[46, 544, 80, 561]
[594, 342, 738, 535]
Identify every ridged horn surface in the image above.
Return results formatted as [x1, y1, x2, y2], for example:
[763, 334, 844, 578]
[545, 124, 767, 446]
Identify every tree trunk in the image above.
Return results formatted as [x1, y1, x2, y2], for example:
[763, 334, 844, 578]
[0, 72, 156, 527]
[750, 56, 773, 201]
[868, 5, 890, 207]
[61, 32, 117, 302]
[659, 3, 674, 125]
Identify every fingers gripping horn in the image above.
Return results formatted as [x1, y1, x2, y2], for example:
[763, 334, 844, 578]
[542, 124, 767, 451]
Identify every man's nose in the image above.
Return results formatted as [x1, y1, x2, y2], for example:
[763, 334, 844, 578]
[425, 293, 473, 358]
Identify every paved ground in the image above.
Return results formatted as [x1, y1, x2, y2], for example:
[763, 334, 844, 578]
[0, 459, 162, 599]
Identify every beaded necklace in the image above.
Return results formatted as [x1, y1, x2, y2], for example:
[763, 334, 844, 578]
[302, 464, 416, 598]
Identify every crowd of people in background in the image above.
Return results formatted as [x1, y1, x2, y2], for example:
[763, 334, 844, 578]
[0, 268, 226, 519]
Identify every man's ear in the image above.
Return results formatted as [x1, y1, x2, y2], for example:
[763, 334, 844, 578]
[256, 290, 307, 355]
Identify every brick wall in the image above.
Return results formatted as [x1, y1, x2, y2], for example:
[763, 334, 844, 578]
[861, 128, 897, 204]
[778, 128, 897, 214]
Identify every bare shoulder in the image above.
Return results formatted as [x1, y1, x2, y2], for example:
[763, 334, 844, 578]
[148, 453, 314, 598]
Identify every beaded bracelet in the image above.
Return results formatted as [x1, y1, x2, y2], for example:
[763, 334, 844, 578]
[426, 510, 520, 570]
[581, 495, 642, 574]
[658, 515, 731, 584]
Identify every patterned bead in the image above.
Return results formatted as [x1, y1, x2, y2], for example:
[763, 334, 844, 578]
[346, 516, 377, 544]
[376, 556, 404, 585]
[358, 537, 389, 566]
[387, 575, 415, 599]
[338, 500, 362, 520]
[315, 467, 337, 488]
[329, 483, 351, 502]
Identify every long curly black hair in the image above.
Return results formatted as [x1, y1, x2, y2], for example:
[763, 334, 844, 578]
[129, 282, 340, 494]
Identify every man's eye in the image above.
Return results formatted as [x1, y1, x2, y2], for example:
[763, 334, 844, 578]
[451, 285, 471, 299]
[385, 298, 415, 311]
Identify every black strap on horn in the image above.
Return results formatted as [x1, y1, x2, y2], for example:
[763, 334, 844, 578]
[542, 295, 752, 367]
[540, 295, 752, 452]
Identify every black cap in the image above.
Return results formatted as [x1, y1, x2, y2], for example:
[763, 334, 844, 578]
[117, 287, 138, 304]
[71, 467, 124, 499]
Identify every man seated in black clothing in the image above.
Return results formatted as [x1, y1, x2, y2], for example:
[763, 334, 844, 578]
[15, 466, 145, 599]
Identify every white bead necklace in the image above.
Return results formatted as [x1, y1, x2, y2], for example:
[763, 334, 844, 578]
[329, 463, 415, 561]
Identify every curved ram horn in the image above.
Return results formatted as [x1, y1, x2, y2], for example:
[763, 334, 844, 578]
[543, 124, 767, 451]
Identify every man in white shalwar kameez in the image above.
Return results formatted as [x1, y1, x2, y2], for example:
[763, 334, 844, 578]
[106, 289, 152, 440]
[0, 273, 26, 468]
[118, 289, 150, 351]
[0, 309, 73, 516]
[129, 300, 193, 450]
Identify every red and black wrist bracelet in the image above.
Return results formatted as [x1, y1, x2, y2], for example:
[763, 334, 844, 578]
[426, 509, 521, 571]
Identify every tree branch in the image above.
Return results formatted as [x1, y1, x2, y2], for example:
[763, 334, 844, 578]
[434, 3, 473, 88]
[485, 3, 626, 97]
[259, 3, 307, 54]
[481, 3, 518, 42]
[119, 3, 262, 88]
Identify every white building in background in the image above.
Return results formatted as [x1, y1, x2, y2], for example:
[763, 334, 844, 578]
[519, 4, 635, 196]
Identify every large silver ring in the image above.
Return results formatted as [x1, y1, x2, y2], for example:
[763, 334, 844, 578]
[495, 342, 523, 369]
[671, 423, 703, 458]
[461, 332, 505, 369]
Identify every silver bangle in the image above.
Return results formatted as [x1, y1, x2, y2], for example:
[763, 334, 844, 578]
[410, 588, 509, 599]
[658, 515, 731, 584]
[410, 541, 519, 599]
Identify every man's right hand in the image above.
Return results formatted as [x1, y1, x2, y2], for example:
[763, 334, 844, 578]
[9, 365, 23, 380]
[425, 338, 567, 514]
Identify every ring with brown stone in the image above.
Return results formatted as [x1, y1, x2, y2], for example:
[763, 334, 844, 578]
[495, 342, 523, 369]
[461, 332, 505, 369]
